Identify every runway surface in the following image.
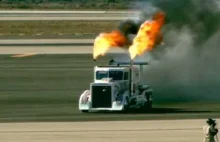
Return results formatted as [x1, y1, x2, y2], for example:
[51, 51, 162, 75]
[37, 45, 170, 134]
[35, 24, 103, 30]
[0, 39, 94, 44]
[0, 38, 128, 54]
[0, 46, 127, 54]
[0, 53, 220, 141]
[0, 10, 139, 21]
[0, 54, 220, 123]
[0, 119, 213, 142]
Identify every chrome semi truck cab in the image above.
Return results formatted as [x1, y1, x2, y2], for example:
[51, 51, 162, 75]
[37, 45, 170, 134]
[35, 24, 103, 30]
[78, 59, 153, 113]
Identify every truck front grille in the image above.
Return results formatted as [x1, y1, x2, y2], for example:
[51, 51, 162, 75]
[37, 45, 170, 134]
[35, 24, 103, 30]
[91, 85, 112, 108]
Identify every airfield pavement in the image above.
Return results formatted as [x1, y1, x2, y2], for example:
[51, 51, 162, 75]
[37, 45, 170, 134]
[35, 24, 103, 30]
[0, 54, 220, 141]
[0, 119, 214, 142]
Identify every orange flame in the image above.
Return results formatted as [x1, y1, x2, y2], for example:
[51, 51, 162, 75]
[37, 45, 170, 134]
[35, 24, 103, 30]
[129, 12, 165, 60]
[93, 30, 128, 60]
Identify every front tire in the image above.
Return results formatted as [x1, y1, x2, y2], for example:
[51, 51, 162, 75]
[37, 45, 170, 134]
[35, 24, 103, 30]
[123, 97, 130, 113]
[81, 110, 89, 113]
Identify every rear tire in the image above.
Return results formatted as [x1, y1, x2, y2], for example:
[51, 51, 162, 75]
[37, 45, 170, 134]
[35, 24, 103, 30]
[146, 101, 152, 109]
[140, 102, 152, 112]
[140, 92, 152, 112]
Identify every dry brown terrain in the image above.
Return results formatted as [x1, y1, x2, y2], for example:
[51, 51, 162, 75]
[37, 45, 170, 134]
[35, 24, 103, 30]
[0, 119, 217, 142]
[0, 21, 120, 37]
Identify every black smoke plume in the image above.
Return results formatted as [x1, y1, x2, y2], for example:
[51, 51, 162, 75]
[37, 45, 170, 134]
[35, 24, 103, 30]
[128, 0, 220, 102]
[117, 19, 143, 45]
[138, 0, 220, 45]
[118, 19, 141, 35]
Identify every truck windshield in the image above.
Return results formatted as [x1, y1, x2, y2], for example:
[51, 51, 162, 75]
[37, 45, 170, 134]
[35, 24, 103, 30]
[109, 71, 123, 80]
[96, 71, 108, 80]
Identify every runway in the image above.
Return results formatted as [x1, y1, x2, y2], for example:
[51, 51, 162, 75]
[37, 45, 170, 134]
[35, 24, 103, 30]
[0, 39, 94, 44]
[0, 10, 139, 21]
[0, 119, 211, 142]
[0, 46, 127, 54]
[0, 51, 220, 141]
[0, 39, 127, 54]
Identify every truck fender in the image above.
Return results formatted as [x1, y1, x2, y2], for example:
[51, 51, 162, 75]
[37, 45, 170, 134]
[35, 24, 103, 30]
[143, 90, 153, 101]
[140, 88, 153, 96]
[79, 90, 91, 104]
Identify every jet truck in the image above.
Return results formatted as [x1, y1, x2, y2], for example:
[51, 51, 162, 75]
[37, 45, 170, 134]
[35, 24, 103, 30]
[78, 59, 153, 113]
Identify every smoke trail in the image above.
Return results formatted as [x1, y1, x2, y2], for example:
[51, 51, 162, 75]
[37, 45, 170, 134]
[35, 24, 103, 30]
[135, 0, 220, 44]
[132, 0, 220, 102]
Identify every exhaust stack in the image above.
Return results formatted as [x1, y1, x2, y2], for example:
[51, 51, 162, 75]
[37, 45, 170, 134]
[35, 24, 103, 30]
[129, 59, 133, 96]
[93, 59, 96, 81]
[93, 59, 96, 66]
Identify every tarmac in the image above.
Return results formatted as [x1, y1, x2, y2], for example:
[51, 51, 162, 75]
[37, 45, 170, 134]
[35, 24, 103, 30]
[0, 119, 213, 142]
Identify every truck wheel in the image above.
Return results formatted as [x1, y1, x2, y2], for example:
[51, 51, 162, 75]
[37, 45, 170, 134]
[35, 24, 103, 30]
[81, 110, 89, 113]
[146, 101, 152, 109]
[140, 93, 152, 112]
[123, 97, 130, 113]
[140, 102, 151, 112]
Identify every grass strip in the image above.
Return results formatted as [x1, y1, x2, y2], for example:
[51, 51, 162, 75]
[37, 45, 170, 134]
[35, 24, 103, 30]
[0, 2, 130, 10]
